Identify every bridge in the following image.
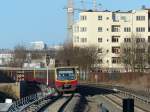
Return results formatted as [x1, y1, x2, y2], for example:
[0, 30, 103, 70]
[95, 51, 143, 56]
[0, 67, 150, 112]
[0, 67, 55, 83]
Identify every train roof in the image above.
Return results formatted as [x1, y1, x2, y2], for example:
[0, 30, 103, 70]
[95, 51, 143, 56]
[0, 67, 55, 71]
[0, 66, 78, 71]
[56, 66, 78, 69]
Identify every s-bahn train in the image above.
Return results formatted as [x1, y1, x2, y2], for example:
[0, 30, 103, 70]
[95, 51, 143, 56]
[2, 66, 78, 92]
[55, 67, 78, 92]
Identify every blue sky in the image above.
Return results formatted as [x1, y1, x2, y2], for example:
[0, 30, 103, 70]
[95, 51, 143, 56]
[0, 0, 150, 49]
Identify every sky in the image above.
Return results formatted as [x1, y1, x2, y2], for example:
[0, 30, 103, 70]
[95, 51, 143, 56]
[0, 0, 150, 49]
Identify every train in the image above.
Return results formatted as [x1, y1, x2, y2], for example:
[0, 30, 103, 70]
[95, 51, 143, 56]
[1, 66, 78, 92]
[55, 66, 78, 92]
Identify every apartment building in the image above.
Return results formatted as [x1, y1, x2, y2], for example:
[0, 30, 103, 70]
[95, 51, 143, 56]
[30, 41, 47, 50]
[0, 49, 13, 66]
[73, 9, 150, 72]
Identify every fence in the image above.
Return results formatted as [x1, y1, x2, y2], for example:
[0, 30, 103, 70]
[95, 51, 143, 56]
[7, 88, 55, 112]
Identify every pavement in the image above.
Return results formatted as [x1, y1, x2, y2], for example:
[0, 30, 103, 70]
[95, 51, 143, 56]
[0, 103, 12, 112]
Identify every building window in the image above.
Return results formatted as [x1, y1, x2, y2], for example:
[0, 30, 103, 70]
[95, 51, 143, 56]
[112, 13, 119, 22]
[124, 38, 131, 42]
[112, 47, 120, 54]
[136, 48, 145, 53]
[98, 16, 102, 20]
[124, 48, 131, 53]
[136, 38, 145, 43]
[80, 15, 87, 20]
[80, 27, 87, 32]
[136, 27, 145, 32]
[124, 27, 131, 32]
[98, 48, 102, 53]
[112, 25, 120, 32]
[136, 16, 145, 21]
[148, 36, 150, 42]
[74, 26, 79, 32]
[81, 38, 87, 43]
[98, 59, 103, 64]
[74, 36, 79, 43]
[148, 46, 150, 53]
[112, 57, 120, 64]
[98, 27, 102, 32]
[121, 16, 128, 22]
[98, 38, 102, 42]
[112, 36, 119, 42]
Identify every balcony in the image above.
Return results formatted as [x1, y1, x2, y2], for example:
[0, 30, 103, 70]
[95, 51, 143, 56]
[111, 25, 121, 32]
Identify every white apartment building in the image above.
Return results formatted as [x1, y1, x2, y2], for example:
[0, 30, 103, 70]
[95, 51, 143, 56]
[0, 49, 13, 66]
[73, 9, 150, 72]
[30, 41, 46, 50]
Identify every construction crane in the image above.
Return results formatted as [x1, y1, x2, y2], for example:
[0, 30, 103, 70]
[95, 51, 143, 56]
[66, 0, 100, 44]
[93, 0, 97, 11]
[66, 0, 74, 44]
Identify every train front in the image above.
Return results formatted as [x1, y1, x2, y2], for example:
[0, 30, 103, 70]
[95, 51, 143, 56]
[55, 67, 78, 92]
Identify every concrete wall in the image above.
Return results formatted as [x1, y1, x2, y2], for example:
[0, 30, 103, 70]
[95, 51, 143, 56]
[0, 83, 20, 99]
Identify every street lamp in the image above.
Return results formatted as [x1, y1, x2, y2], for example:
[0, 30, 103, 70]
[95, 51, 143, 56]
[46, 54, 50, 86]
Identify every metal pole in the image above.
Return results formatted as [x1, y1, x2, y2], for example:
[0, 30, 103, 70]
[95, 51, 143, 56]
[47, 65, 49, 86]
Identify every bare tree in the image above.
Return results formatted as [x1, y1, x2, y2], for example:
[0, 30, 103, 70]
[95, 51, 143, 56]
[30, 50, 44, 60]
[11, 44, 27, 67]
[56, 44, 99, 69]
[120, 34, 148, 72]
[148, 45, 150, 66]
[56, 44, 101, 80]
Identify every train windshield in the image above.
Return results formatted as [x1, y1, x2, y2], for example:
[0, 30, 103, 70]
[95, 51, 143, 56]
[57, 68, 76, 80]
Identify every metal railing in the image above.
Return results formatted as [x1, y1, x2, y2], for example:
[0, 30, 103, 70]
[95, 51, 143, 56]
[117, 89, 150, 104]
[7, 88, 55, 112]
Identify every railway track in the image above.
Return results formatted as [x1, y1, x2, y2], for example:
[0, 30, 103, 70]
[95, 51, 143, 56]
[43, 93, 74, 112]
[104, 94, 150, 112]
[80, 83, 150, 104]
[21, 93, 62, 112]
[114, 93, 150, 112]
[15, 91, 79, 112]
[79, 84, 150, 112]
[58, 94, 74, 112]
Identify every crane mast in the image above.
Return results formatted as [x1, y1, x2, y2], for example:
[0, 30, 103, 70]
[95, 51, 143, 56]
[66, 0, 98, 44]
[67, 0, 74, 44]
[93, 0, 97, 11]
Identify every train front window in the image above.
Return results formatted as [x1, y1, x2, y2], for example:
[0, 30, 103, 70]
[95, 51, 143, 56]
[57, 69, 76, 80]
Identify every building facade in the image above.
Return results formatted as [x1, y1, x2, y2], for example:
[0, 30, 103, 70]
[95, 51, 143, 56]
[30, 41, 46, 50]
[73, 9, 150, 72]
[0, 49, 13, 66]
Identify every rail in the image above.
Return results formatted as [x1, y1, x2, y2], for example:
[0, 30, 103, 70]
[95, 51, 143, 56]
[80, 82, 150, 104]
[114, 89, 150, 104]
[104, 94, 150, 112]
[43, 93, 80, 112]
[58, 94, 74, 112]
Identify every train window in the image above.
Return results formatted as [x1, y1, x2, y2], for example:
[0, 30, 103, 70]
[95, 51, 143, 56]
[57, 68, 76, 80]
